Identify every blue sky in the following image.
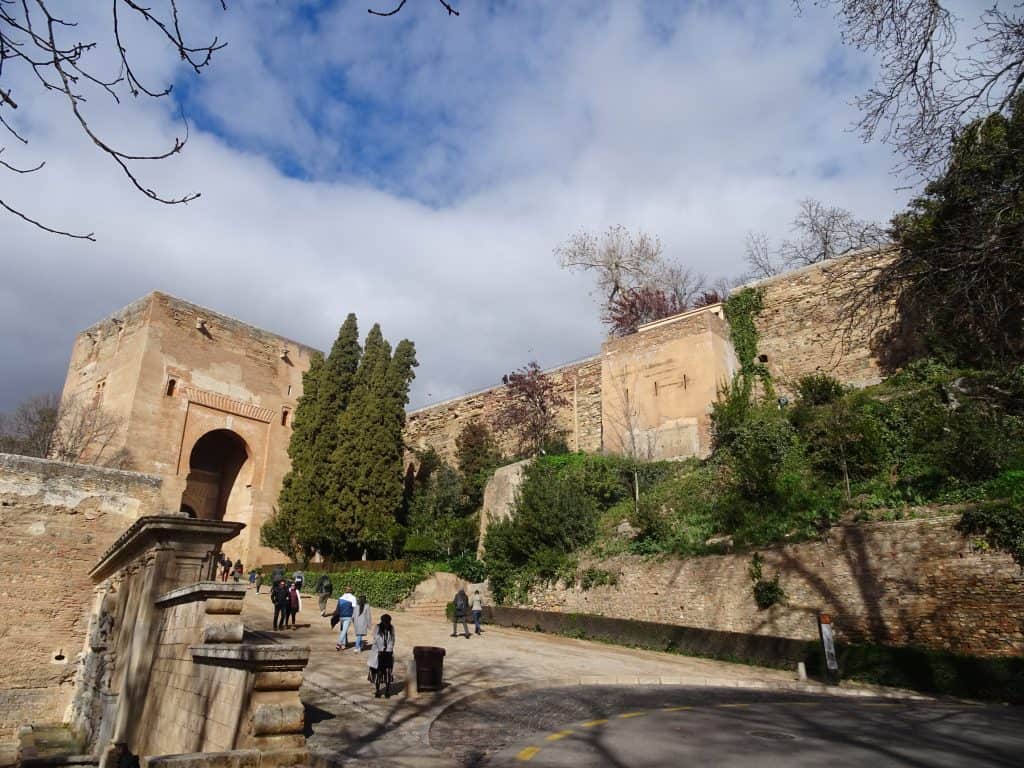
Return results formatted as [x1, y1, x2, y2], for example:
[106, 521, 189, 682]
[1, 0, 916, 412]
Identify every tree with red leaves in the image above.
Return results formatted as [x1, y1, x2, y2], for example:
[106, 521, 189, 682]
[496, 362, 569, 456]
[604, 286, 684, 336]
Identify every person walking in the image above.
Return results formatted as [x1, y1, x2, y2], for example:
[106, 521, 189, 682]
[451, 587, 471, 639]
[233, 559, 244, 583]
[220, 554, 231, 582]
[367, 614, 396, 698]
[248, 568, 258, 589]
[255, 571, 264, 594]
[270, 579, 289, 631]
[315, 573, 334, 616]
[352, 596, 372, 652]
[287, 580, 300, 629]
[471, 589, 484, 635]
[293, 569, 305, 591]
[333, 589, 356, 649]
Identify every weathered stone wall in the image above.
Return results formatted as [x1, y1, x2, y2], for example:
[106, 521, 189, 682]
[522, 515, 1024, 658]
[0, 454, 162, 745]
[602, 305, 736, 459]
[750, 248, 897, 395]
[60, 292, 319, 566]
[404, 356, 602, 463]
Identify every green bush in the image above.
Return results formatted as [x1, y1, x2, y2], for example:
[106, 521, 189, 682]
[958, 502, 1024, 569]
[483, 460, 599, 603]
[795, 373, 845, 406]
[299, 569, 424, 608]
[579, 567, 619, 590]
[449, 552, 487, 583]
[752, 578, 784, 609]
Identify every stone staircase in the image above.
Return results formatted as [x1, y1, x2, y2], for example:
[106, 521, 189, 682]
[400, 598, 449, 618]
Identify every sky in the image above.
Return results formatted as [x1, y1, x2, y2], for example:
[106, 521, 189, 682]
[0, 0, 917, 413]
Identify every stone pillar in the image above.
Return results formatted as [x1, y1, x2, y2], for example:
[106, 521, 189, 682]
[79, 516, 245, 765]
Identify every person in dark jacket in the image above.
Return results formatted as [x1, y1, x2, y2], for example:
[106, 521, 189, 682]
[270, 579, 289, 630]
[451, 588, 471, 639]
[286, 581, 300, 629]
[333, 591, 356, 649]
[315, 574, 334, 616]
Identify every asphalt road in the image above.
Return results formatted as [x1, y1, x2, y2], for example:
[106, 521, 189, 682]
[430, 685, 1024, 767]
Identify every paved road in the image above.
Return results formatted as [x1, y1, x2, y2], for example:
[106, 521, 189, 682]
[432, 686, 1024, 767]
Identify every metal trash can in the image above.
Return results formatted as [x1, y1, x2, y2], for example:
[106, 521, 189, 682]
[413, 645, 446, 692]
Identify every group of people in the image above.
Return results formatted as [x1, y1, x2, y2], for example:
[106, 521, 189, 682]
[246, 556, 486, 699]
[330, 587, 395, 697]
[216, 553, 245, 583]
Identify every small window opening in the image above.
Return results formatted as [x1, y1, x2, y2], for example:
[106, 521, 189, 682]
[758, 354, 769, 363]
[281, 409, 290, 427]
[287, 384, 292, 396]
[166, 379, 176, 397]
[654, 381, 659, 396]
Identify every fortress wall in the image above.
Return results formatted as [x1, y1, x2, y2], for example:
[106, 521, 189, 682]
[404, 356, 603, 463]
[0, 454, 162, 744]
[751, 249, 898, 395]
[522, 514, 1024, 658]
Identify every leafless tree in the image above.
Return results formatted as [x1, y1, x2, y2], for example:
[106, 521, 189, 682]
[603, 369, 659, 461]
[803, 1, 1024, 175]
[743, 231, 781, 280]
[556, 225, 668, 305]
[0, 1, 230, 240]
[743, 199, 887, 282]
[779, 199, 887, 267]
[0, 391, 127, 466]
[1, 1, 459, 241]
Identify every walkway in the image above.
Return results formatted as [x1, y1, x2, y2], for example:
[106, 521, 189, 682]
[239, 588, 905, 767]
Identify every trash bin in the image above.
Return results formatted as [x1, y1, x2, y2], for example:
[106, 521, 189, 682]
[413, 645, 446, 692]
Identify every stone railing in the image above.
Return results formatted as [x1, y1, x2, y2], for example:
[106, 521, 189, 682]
[65, 516, 308, 768]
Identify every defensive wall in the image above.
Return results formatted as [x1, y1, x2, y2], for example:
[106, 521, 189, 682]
[519, 514, 1024, 659]
[54, 249, 896, 563]
[0, 454, 162, 744]
[404, 248, 895, 463]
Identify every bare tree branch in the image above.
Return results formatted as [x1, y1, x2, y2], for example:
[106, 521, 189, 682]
[0, 0, 227, 239]
[369, 0, 460, 18]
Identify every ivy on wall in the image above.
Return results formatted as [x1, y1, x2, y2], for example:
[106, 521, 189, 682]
[723, 287, 772, 394]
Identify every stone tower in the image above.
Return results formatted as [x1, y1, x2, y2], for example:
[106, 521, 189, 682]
[58, 292, 316, 566]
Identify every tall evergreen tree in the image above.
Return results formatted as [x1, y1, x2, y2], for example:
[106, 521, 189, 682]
[312, 313, 361, 478]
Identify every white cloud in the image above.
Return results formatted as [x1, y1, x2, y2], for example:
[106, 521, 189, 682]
[1, 1, 912, 412]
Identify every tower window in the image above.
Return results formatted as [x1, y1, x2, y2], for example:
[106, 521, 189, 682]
[166, 379, 177, 397]
[281, 409, 290, 427]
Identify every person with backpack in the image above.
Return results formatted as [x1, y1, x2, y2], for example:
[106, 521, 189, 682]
[315, 573, 334, 616]
[366, 614, 396, 698]
[451, 587, 471, 639]
[270, 579, 289, 630]
[332, 588, 356, 649]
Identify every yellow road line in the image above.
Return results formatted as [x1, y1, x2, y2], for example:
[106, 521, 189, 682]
[580, 719, 608, 727]
[619, 711, 647, 718]
[663, 706, 693, 712]
[546, 730, 574, 742]
[516, 746, 541, 761]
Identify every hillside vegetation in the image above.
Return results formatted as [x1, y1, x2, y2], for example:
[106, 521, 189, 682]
[483, 357, 1024, 604]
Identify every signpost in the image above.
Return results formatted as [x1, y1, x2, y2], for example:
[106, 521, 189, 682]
[818, 612, 840, 684]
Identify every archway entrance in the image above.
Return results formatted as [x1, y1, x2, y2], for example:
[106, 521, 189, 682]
[180, 429, 251, 521]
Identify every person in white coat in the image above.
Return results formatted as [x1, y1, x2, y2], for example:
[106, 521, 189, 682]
[366, 614, 396, 698]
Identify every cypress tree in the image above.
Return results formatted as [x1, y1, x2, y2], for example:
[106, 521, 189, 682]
[312, 313, 360, 478]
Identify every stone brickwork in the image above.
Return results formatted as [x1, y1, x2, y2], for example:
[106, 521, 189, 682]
[404, 356, 603, 463]
[0, 454, 163, 746]
[71, 517, 308, 765]
[750, 248, 897, 395]
[522, 515, 1024, 658]
[60, 292, 319, 566]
